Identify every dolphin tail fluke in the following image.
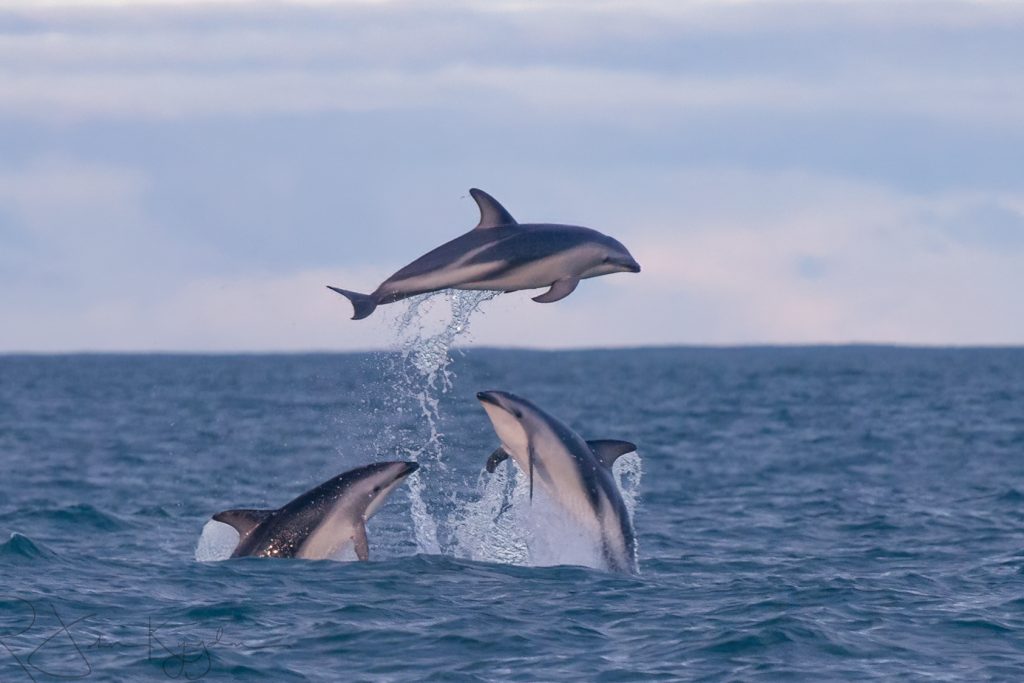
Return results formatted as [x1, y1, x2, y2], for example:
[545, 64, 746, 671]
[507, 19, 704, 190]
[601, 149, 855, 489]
[327, 286, 378, 320]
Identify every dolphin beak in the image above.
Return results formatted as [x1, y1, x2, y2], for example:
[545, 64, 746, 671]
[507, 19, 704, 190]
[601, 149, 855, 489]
[401, 462, 420, 477]
[477, 391, 501, 407]
[611, 257, 640, 273]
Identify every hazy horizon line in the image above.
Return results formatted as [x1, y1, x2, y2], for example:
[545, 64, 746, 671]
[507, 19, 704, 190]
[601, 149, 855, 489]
[3, 342, 1023, 357]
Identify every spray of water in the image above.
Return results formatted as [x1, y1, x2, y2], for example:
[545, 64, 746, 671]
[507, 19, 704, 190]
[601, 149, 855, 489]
[450, 463, 529, 565]
[375, 290, 500, 554]
[377, 291, 644, 569]
[450, 452, 644, 571]
[613, 453, 644, 566]
[195, 519, 239, 561]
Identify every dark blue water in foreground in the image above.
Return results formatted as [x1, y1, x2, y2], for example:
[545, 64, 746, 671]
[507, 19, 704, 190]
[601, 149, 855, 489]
[2, 347, 1023, 681]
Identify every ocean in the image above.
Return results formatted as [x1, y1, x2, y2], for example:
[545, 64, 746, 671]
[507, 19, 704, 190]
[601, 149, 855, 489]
[2, 329, 1023, 679]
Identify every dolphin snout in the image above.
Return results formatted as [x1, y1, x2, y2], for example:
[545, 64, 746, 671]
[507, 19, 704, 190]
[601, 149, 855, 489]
[609, 256, 640, 273]
[477, 391, 501, 407]
[621, 256, 641, 273]
[401, 462, 420, 476]
[477, 390, 525, 418]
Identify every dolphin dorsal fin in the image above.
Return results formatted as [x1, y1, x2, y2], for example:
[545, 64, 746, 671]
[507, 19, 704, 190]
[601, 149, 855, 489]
[470, 188, 517, 229]
[213, 508, 274, 537]
[587, 440, 637, 468]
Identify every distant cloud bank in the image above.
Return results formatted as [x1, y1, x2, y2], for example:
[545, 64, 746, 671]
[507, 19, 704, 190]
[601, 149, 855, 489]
[1, 1, 1022, 350]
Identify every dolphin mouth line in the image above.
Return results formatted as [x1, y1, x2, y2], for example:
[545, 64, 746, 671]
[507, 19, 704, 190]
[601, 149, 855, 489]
[401, 462, 420, 476]
[476, 391, 500, 407]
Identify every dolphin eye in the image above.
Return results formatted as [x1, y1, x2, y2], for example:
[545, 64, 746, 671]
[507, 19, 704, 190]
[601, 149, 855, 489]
[603, 256, 611, 263]
[373, 486, 381, 493]
[512, 409, 523, 418]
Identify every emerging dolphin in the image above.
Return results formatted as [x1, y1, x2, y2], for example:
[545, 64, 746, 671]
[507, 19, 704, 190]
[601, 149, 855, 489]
[476, 390, 639, 574]
[328, 188, 641, 319]
[211, 461, 418, 560]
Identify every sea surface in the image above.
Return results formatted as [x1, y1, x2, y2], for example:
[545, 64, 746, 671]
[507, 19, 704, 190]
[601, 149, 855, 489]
[2, 327, 1024, 679]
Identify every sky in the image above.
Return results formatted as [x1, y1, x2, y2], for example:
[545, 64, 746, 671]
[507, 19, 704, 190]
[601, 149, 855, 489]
[1, 0, 1022, 351]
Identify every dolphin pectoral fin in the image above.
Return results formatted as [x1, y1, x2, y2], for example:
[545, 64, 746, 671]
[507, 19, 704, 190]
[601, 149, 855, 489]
[587, 440, 638, 468]
[470, 188, 517, 229]
[528, 445, 535, 502]
[326, 286, 378, 320]
[354, 522, 369, 561]
[485, 447, 510, 473]
[531, 278, 579, 304]
[212, 508, 274, 538]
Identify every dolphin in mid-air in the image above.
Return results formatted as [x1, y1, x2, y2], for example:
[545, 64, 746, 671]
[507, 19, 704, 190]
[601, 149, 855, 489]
[211, 461, 418, 560]
[328, 188, 641, 319]
[476, 390, 639, 574]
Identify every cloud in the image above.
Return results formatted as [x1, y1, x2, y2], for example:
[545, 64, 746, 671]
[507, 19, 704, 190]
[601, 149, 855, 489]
[0, 159, 156, 291]
[615, 171, 1024, 344]
[0, 266, 393, 352]
[1, 2, 1022, 350]
[6, 167, 1020, 351]
[932, 201, 1024, 250]
[0, 1, 1022, 127]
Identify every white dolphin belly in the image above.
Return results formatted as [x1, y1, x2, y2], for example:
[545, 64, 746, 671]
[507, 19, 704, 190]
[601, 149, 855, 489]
[462, 256, 576, 291]
[297, 518, 358, 559]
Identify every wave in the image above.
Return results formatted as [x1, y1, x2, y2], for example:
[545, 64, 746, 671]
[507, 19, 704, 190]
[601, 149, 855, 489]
[0, 532, 58, 561]
[47, 503, 129, 531]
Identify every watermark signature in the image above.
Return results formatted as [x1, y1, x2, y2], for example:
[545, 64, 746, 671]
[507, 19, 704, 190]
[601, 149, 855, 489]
[0, 596, 250, 681]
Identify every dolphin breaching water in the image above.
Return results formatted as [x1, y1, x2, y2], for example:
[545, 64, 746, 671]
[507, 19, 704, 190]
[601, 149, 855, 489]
[327, 188, 641, 320]
[476, 390, 639, 574]
[211, 461, 418, 560]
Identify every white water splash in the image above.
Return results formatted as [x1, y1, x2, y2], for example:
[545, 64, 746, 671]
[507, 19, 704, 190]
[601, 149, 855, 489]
[395, 289, 500, 392]
[378, 289, 500, 554]
[451, 452, 644, 571]
[451, 463, 529, 565]
[194, 520, 239, 561]
[451, 465, 604, 568]
[343, 288, 645, 570]
[613, 452, 644, 517]
[613, 452, 644, 570]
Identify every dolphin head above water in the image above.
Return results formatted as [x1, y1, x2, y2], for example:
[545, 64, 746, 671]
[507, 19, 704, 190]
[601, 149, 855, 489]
[577, 232, 642, 279]
[344, 460, 421, 521]
[475, 390, 548, 460]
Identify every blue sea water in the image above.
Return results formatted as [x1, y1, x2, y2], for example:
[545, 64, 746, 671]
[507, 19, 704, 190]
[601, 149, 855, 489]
[2, 338, 1024, 679]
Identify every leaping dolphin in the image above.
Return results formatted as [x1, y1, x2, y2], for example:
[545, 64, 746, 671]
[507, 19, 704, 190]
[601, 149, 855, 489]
[211, 461, 418, 560]
[328, 188, 641, 319]
[476, 390, 639, 574]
